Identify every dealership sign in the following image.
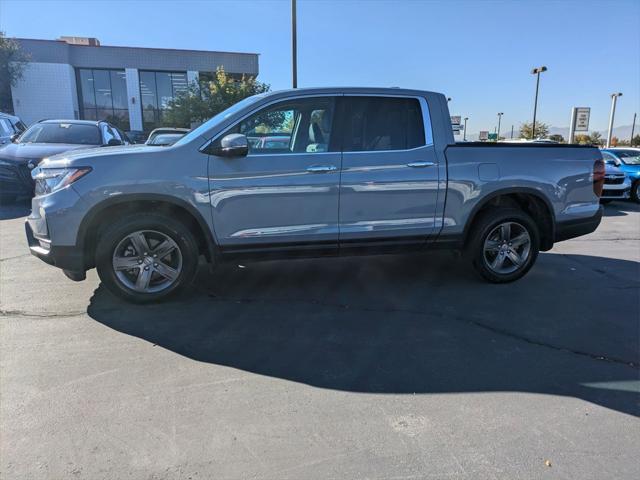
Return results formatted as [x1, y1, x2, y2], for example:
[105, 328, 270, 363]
[451, 115, 462, 135]
[479, 130, 489, 141]
[574, 107, 591, 132]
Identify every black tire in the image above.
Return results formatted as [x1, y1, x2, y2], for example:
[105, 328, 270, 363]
[465, 208, 540, 283]
[631, 180, 640, 204]
[95, 213, 200, 303]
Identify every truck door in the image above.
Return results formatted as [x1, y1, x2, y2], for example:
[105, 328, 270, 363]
[337, 95, 440, 242]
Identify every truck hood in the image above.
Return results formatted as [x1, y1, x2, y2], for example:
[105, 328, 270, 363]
[40, 144, 166, 168]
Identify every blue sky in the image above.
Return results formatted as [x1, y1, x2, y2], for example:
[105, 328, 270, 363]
[2, 0, 638, 136]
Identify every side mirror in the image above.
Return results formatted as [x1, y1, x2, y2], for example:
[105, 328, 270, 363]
[211, 133, 248, 157]
[10, 133, 19, 143]
[107, 138, 123, 146]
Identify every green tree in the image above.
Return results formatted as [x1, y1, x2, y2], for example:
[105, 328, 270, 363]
[0, 32, 29, 113]
[162, 67, 270, 128]
[573, 132, 603, 146]
[631, 134, 640, 147]
[519, 121, 550, 139]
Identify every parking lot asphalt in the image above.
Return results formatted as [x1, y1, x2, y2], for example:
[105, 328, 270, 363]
[1, 201, 639, 480]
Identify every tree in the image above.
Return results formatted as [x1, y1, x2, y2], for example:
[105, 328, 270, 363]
[573, 132, 603, 146]
[632, 134, 640, 147]
[548, 134, 564, 143]
[519, 121, 550, 139]
[0, 32, 29, 113]
[162, 67, 270, 128]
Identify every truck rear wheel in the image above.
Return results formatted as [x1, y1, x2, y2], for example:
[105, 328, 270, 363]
[95, 213, 199, 303]
[466, 208, 540, 283]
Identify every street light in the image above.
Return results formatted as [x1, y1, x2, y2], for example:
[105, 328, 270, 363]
[291, 0, 297, 88]
[497, 112, 504, 141]
[463, 117, 468, 141]
[606, 92, 623, 148]
[530, 66, 547, 139]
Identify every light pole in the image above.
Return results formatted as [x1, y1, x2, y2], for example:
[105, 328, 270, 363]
[630, 113, 636, 146]
[291, 0, 297, 88]
[497, 112, 504, 141]
[463, 117, 468, 141]
[530, 66, 547, 139]
[606, 92, 622, 148]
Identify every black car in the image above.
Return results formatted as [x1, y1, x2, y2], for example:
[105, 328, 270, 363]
[0, 119, 129, 201]
[0, 112, 27, 146]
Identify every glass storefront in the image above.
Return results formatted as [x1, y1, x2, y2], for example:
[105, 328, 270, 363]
[138, 71, 188, 131]
[77, 68, 129, 130]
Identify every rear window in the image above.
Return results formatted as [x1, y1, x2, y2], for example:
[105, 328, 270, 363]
[341, 97, 425, 152]
[19, 123, 102, 145]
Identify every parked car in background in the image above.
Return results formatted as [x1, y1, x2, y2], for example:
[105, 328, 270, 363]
[126, 130, 148, 144]
[146, 128, 189, 146]
[26, 87, 605, 303]
[598, 159, 631, 203]
[601, 148, 640, 202]
[0, 119, 129, 201]
[249, 135, 292, 150]
[0, 112, 27, 145]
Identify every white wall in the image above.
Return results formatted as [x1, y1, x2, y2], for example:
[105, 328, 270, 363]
[11, 62, 79, 126]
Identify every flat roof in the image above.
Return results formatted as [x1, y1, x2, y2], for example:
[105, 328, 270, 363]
[13, 37, 259, 75]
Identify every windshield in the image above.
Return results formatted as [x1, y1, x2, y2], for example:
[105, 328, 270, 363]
[172, 94, 267, 147]
[19, 123, 102, 145]
[148, 133, 185, 146]
[611, 150, 640, 165]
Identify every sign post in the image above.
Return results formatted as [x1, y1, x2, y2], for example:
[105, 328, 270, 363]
[479, 131, 489, 142]
[451, 116, 462, 135]
[568, 107, 590, 144]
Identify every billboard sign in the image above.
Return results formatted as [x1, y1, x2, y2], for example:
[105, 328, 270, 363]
[479, 130, 489, 141]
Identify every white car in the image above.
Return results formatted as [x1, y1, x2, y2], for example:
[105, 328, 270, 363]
[600, 160, 631, 203]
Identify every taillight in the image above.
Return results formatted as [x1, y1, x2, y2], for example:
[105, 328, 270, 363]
[593, 159, 605, 197]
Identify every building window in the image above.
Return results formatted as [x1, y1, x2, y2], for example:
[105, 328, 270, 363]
[77, 68, 129, 131]
[139, 71, 188, 131]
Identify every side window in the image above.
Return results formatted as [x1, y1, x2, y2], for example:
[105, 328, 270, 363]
[0, 119, 11, 136]
[342, 97, 425, 152]
[226, 97, 336, 154]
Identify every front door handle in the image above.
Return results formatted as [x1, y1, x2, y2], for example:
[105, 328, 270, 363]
[307, 165, 338, 173]
[407, 161, 436, 168]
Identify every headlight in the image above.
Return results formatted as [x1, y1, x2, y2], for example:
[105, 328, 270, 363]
[32, 167, 92, 195]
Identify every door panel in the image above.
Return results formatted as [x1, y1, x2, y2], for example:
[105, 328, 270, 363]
[338, 96, 440, 241]
[208, 96, 341, 248]
[339, 146, 440, 240]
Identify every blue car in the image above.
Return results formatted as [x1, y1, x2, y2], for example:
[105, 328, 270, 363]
[601, 148, 640, 203]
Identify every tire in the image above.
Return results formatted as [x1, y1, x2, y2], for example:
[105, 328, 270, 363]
[631, 180, 640, 204]
[465, 208, 540, 283]
[95, 213, 200, 303]
[600, 199, 612, 204]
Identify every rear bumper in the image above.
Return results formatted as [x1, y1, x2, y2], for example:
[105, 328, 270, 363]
[554, 205, 603, 242]
[25, 220, 85, 273]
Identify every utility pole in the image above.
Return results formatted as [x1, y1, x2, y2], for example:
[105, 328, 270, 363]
[463, 117, 468, 141]
[291, 0, 297, 88]
[631, 113, 637, 146]
[497, 112, 503, 140]
[510, 125, 514, 139]
[606, 92, 622, 148]
[530, 66, 547, 139]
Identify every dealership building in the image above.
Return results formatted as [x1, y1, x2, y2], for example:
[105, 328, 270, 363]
[10, 36, 259, 131]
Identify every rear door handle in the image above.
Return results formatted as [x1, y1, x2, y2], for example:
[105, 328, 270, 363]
[307, 165, 338, 173]
[407, 161, 436, 168]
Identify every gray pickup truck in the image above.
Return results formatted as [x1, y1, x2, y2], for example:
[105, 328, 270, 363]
[26, 88, 605, 302]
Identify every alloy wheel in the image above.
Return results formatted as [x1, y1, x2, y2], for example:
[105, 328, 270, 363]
[112, 230, 183, 293]
[483, 222, 531, 275]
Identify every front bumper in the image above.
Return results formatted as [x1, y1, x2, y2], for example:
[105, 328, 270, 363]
[555, 205, 603, 242]
[601, 178, 632, 199]
[25, 220, 85, 273]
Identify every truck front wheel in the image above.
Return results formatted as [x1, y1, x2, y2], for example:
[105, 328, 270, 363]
[95, 213, 200, 303]
[466, 208, 540, 283]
